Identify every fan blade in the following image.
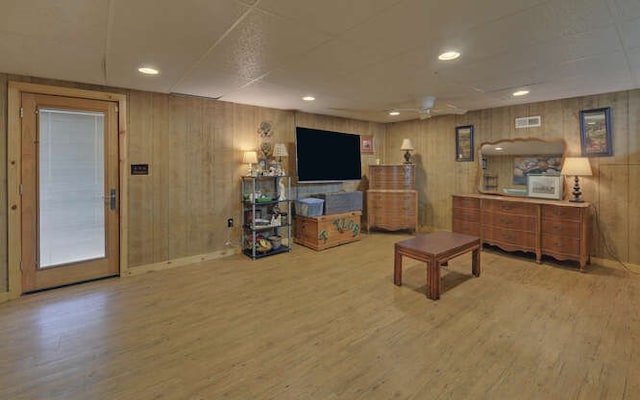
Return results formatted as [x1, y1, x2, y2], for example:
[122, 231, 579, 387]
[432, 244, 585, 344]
[421, 96, 436, 110]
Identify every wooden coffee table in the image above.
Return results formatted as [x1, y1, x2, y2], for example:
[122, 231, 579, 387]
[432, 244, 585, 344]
[394, 232, 481, 300]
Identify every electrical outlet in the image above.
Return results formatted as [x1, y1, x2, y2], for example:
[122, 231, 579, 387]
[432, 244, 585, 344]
[227, 218, 234, 228]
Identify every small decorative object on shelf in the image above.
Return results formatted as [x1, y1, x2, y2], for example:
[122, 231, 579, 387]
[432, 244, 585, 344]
[241, 175, 292, 259]
[273, 143, 288, 176]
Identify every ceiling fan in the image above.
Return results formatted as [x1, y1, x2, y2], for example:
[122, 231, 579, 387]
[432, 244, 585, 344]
[391, 96, 467, 120]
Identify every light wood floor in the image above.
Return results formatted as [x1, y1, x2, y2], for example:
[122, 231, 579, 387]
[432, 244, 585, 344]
[1, 233, 639, 400]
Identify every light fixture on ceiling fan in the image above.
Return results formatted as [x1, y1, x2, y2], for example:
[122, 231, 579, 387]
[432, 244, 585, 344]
[390, 96, 466, 120]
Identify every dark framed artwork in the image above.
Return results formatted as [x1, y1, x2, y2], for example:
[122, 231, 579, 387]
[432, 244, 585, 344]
[580, 107, 612, 157]
[360, 135, 374, 153]
[455, 125, 474, 162]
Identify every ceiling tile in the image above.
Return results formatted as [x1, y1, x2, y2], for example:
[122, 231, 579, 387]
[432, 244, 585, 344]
[106, 0, 249, 92]
[0, 0, 107, 48]
[608, 0, 640, 20]
[627, 47, 640, 85]
[256, 0, 403, 36]
[0, 31, 105, 84]
[171, 71, 253, 99]
[440, 26, 623, 91]
[619, 16, 640, 50]
[177, 7, 330, 97]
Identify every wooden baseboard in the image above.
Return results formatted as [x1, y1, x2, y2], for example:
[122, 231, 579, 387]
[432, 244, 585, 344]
[591, 257, 640, 273]
[125, 248, 238, 276]
[0, 291, 10, 304]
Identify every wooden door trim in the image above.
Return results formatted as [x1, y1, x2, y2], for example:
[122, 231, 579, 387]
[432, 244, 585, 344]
[7, 82, 128, 298]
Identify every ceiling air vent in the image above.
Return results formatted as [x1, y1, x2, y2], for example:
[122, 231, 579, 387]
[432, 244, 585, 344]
[515, 115, 541, 129]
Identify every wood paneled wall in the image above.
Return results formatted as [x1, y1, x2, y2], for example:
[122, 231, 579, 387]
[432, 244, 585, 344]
[0, 74, 7, 293]
[0, 75, 386, 293]
[126, 92, 298, 267]
[386, 90, 640, 264]
[1, 73, 638, 297]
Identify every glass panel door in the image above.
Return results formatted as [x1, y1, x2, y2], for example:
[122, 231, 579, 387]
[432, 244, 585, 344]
[38, 109, 106, 267]
[21, 91, 119, 293]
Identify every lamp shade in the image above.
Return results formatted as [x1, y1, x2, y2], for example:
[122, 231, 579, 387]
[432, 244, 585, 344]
[561, 157, 592, 176]
[242, 151, 258, 164]
[273, 143, 288, 158]
[400, 138, 414, 151]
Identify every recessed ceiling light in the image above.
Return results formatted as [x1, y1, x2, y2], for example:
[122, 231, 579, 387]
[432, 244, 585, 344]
[438, 51, 460, 61]
[389, 111, 400, 116]
[138, 66, 159, 75]
[495, 147, 504, 151]
[513, 90, 529, 97]
[302, 96, 315, 101]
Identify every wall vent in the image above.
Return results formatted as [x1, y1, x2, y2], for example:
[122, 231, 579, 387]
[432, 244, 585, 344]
[515, 115, 541, 129]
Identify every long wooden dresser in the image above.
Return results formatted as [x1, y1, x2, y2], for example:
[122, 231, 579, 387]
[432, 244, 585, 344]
[367, 165, 417, 233]
[452, 194, 591, 270]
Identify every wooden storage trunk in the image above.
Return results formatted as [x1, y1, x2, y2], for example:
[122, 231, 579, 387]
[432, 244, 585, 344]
[312, 191, 363, 215]
[294, 211, 362, 250]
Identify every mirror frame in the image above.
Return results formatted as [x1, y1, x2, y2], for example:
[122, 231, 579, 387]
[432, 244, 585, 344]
[476, 137, 567, 196]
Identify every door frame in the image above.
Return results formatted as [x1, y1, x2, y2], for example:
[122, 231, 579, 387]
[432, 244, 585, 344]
[7, 82, 129, 298]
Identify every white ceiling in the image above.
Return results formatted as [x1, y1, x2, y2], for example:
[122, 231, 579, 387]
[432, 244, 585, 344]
[1, 0, 638, 122]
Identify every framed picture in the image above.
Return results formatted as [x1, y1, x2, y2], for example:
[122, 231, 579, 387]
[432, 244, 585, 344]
[455, 125, 474, 162]
[360, 135, 374, 153]
[513, 155, 563, 185]
[527, 174, 562, 200]
[580, 107, 612, 157]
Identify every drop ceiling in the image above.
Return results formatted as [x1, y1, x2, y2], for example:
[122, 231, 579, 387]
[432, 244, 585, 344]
[0, 0, 638, 122]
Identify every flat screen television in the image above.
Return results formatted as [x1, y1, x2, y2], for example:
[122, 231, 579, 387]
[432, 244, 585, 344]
[295, 127, 362, 183]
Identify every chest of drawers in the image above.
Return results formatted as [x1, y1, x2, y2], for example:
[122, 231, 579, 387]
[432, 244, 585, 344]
[452, 194, 591, 270]
[367, 165, 417, 232]
[367, 189, 417, 232]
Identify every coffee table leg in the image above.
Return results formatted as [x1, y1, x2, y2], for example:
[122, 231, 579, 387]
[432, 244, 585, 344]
[472, 248, 481, 277]
[394, 248, 402, 286]
[426, 259, 440, 300]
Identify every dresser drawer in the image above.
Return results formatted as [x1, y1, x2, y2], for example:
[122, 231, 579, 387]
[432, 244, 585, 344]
[484, 226, 536, 249]
[453, 196, 480, 210]
[369, 165, 415, 189]
[369, 213, 414, 230]
[453, 219, 481, 236]
[541, 204, 582, 221]
[484, 212, 536, 232]
[369, 192, 415, 208]
[453, 207, 481, 223]
[483, 199, 536, 215]
[541, 219, 581, 237]
[367, 189, 417, 232]
[542, 235, 580, 256]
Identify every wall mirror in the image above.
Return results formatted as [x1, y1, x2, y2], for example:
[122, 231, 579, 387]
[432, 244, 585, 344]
[477, 138, 566, 196]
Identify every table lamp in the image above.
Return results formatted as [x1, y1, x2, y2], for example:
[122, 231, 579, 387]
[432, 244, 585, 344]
[242, 150, 258, 176]
[273, 143, 289, 175]
[561, 157, 592, 202]
[401, 138, 414, 164]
